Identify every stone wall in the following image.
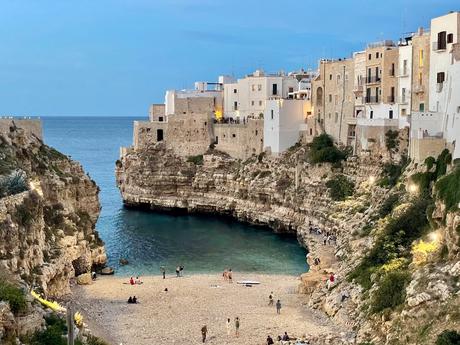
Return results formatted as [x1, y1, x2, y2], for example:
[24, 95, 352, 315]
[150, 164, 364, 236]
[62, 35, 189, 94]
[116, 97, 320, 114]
[0, 119, 42, 141]
[409, 137, 450, 163]
[174, 97, 216, 115]
[214, 119, 264, 160]
[133, 120, 168, 150]
[165, 112, 214, 157]
[149, 104, 166, 122]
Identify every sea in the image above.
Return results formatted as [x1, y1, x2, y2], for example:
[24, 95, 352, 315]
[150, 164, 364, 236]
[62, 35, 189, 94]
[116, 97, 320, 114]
[41, 116, 307, 276]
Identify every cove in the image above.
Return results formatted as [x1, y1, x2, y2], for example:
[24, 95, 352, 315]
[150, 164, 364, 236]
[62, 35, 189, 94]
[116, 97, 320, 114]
[41, 116, 307, 276]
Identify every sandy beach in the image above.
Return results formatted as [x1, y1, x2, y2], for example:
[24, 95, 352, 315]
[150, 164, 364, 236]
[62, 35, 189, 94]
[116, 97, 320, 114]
[72, 273, 338, 345]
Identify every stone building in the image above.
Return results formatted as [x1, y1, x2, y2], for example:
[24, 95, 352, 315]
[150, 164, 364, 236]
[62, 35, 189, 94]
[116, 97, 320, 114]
[0, 118, 42, 141]
[411, 28, 431, 113]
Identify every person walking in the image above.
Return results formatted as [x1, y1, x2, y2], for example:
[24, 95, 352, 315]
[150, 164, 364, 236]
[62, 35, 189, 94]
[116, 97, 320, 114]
[266, 335, 274, 345]
[201, 325, 208, 343]
[160, 266, 165, 279]
[276, 300, 281, 314]
[235, 317, 240, 337]
[225, 318, 231, 336]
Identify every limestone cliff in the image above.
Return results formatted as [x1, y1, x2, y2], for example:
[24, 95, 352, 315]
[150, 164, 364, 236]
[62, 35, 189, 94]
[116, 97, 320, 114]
[116, 140, 460, 344]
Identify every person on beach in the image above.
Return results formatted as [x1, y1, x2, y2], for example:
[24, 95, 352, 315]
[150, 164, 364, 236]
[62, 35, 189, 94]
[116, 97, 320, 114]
[226, 318, 231, 336]
[127, 296, 133, 304]
[267, 335, 274, 345]
[129, 277, 134, 285]
[160, 266, 166, 279]
[282, 332, 289, 341]
[228, 269, 233, 283]
[327, 273, 335, 289]
[135, 276, 142, 284]
[179, 265, 184, 277]
[132, 296, 137, 304]
[235, 317, 240, 337]
[176, 266, 180, 277]
[268, 292, 274, 306]
[223, 268, 228, 281]
[276, 300, 281, 314]
[201, 325, 208, 343]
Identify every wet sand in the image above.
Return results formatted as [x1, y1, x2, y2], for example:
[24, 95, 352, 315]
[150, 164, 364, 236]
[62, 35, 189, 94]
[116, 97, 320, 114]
[72, 273, 337, 345]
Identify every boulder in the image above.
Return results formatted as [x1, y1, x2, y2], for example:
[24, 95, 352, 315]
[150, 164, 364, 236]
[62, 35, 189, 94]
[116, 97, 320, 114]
[76, 273, 92, 285]
[407, 292, 431, 307]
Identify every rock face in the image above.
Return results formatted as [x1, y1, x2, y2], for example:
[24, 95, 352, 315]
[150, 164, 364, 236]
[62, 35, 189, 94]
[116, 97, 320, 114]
[0, 124, 107, 297]
[116, 142, 460, 344]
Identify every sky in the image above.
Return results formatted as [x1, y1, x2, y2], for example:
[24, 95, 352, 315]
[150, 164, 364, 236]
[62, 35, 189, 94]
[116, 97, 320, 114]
[0, 0, 458, 117]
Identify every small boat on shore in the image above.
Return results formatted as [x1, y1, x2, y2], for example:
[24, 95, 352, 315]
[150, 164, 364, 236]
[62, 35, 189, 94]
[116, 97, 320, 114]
[236, 280, 260, 285]
[100, 267, 115, 275]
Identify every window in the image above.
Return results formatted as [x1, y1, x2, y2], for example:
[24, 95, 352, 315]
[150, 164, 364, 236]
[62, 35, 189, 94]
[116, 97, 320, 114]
[329, 94, 332, 102]
[403, 60, 408, 75]
[258, 84, 262, 91]
[309, 128, 313, 136]
[255, 130, 258, 136]
[159, 116, 164, 122]
[329, 74, 332, 80]
[368, 54, 372, 60]
[215, 136, 218, 144]
[376, 52, 379, 58]
[234, 101, 238, 110]
[447, 33, 453, 44]
[233, 88, 237, 94]
[370, 111, 374, 119]
[419, 49, 424, 67]
[401, 108, 407, 116]
[251, 100, 255, 106]
[232, 133, 236, 138]
[272, 84, 278, 95]
[419, 103, 425, 112]
[437, 31, 447, 50]
[335, 112, 338, 123]
[437, 72, 445, 84]
[259, 100, 262, 106]
[252, 84, 255, 91]
[401, 88, 406, 103]
[288, 87, 294, 93]
[389, 110, 393, 119]
[390, 63, 395, 76]
[271, 110, 274, 120]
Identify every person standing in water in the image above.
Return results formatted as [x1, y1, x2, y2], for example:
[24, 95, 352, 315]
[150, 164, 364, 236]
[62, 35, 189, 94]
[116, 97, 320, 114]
[225, 318, 231, 336]
[160, 266, 165, 279]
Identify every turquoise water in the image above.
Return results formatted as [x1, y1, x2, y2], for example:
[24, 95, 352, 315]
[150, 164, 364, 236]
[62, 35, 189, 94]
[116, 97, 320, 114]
[41, 117, 307, 276]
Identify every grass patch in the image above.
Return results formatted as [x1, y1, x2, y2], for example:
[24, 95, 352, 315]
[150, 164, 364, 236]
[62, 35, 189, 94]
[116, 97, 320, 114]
[378, 156, 408, 187]
[371, 270, 411, 313]
[435, 166, 460, 212]
[187, 155, 204, 165]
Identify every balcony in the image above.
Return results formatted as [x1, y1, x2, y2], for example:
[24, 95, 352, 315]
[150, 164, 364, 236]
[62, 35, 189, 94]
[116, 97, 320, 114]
[414, 85, 424, 94]
[366, 76, 381, 84]
[364, 96, 379, 104]
[436, 82, 444, 93]
[432, 41, 447, 52]
[387, 96, 395, 103]
[353, 85, 364, 95]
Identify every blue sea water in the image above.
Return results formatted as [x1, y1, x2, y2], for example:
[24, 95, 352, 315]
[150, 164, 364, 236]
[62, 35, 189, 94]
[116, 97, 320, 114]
[41, 116, 307, 276]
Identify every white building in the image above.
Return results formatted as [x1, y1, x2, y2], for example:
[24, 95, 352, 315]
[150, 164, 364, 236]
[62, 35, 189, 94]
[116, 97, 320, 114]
[264, 99, 311, 155]
[409, 11, 460, 162]
[223, 70, 299, 120]
[397, 40, 412, 128]
[165, 75, 235, 116]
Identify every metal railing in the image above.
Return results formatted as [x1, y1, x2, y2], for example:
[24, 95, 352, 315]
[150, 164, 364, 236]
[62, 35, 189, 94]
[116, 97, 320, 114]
[366, 76, 381, 83]
[364, 96, 379, 103]
[432, 41, 446, 51]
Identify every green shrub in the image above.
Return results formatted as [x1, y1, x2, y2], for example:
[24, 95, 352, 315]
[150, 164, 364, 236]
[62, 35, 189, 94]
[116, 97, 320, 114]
[378, 156, 408, 187]
[434, 149, 452, 180]
[326, 174, 355, 201]
[29, 314, 67, 345]
[435, 167, 460, 212]
[0, 281, 27, 315]
[0, 170, 28, 198]
[436, 330, 460, 345]
[425, 156, 436, 171]
[308, 134, 348, 164]
[371, 270, 411, 313]
[385, 130, 399, 151]
[187, 155, 203, 165]
[378, 192, 401, 218]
